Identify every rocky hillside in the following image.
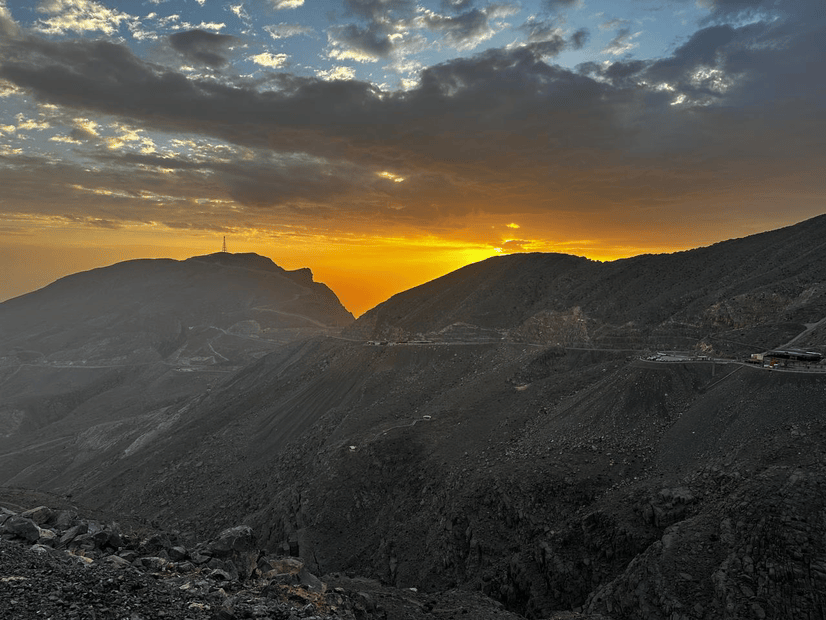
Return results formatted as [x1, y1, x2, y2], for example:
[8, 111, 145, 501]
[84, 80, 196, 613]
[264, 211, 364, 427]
[349, 214, 826, 355]
[5, 216, 826, 620]
[0, 489, 521, 620]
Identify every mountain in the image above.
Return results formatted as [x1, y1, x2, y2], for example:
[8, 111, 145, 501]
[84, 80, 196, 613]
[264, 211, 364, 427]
[0, 252, 353, 483]
[4, 217, 826, 620]
[350, 215, 826, 354]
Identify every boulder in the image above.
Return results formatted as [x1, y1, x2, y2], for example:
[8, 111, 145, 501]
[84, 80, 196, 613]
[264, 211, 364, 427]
[59, 523, 88, 547]
[140, 532, 172, 555]
[20, 506, 54, 525]
[0, 507, 15, 526]
[91, 528, 124, 551]
[53, 509, 77, 530]
[191, 550, 211, 564]
[206, 525, 257, 581]
[208, 558, 240, 581]
[118, 549, 138, 563]
[70, 533, 98, 552]
[208, 525, 255, 557]
[2, 516, 41, 542]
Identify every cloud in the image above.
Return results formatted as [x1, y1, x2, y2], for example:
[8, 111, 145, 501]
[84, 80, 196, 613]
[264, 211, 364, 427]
[270, 0, 304, 9]
[250, 52, 288, 68]
[569, 27, 588, 49]
[441, 0, 474, 13]
[520, 17, 563, 43]
[317, 66, 357, 81]
[168, 29, 239, 68]
[0, 0, 823, 231]
[420, 5, 519, 51]
[0, 1, 22, 39]
[599, 18, 629, 31]
[342, 0, 415, 22]
[602, 27, 640, 56]
[265, 22, 315, 39]
[519, 17, 584, 55]
[328, 23, 396, 62]
[34, 0, 134, 35]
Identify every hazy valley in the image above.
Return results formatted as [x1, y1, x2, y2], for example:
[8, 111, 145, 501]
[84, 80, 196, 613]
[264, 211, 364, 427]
[4, 216, 826, 619]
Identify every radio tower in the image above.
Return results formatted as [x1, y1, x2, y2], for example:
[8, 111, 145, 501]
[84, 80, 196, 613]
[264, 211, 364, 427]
[221, 236, 227, 253]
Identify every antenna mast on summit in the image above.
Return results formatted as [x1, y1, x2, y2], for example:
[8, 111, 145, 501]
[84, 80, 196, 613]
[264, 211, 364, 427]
[222, 236, 227, 253]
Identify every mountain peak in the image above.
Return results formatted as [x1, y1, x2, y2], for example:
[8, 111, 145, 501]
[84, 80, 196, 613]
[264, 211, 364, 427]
[186, 251, 282, 271]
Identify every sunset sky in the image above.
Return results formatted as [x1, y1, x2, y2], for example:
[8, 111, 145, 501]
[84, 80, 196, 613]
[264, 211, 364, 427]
[0, 0, 823, 316]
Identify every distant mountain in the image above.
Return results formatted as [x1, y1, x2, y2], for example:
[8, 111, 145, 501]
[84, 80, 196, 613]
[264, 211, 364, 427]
[0, 251, 352, 454]
[350, 214, 826, 354]
[0, 252, 352, 363]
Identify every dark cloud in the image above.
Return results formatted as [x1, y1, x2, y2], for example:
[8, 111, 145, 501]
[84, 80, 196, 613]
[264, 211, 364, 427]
[342, 0, 415, 22]
[0, 0, 823, 223]
[569, 28, 589, 49]
[519, 17, 561, 43]
[515, 17, 568, 57]
[420, 8, 490, 50]
[328, 22, 395, 60]
[169, 30, 239, 68]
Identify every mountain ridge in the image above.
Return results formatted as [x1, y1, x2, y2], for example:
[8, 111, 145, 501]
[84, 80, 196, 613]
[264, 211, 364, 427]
[349, 214, 826, 354]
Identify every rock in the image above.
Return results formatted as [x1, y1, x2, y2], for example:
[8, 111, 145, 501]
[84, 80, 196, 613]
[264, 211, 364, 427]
[206, 526, 257, 581]
[118, 549, 138, 562]
[191, 550, 211, 564]
[53, 509, 77, 531]
[134, 556, 170, 572]
[0, 507, 16, 527]
[140, 533, 172, 555]
[103, 554, 133, 569]
[2, 516, 41, 542]
[20, 506, 54, 526]
[58, 523, 88, 547]
[208, 558, 240, 581]
[29, 543, 55, 555]
[209, 568, 234, 582]
[213, 603, 235, 619]
[168, 545, 188, 561]
[91, 529, 123, 551]
[258, 556, 304, 578]
[208, 526, 255, 557]
[37, 528, 58, 547]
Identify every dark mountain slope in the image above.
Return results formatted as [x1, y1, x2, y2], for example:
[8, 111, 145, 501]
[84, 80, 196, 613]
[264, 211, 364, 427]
[61, 337, 826, 619]
[351, 214, 826, 353]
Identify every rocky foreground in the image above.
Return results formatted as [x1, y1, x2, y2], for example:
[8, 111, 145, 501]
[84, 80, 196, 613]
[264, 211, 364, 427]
[0, 499, 530, 620]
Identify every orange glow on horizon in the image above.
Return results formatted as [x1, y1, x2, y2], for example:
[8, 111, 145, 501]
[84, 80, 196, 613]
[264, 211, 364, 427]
[2, 217, 732, 317]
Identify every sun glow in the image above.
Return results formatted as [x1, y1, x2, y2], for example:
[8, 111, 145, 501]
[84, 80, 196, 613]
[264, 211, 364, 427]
[377, 171, 406, 183]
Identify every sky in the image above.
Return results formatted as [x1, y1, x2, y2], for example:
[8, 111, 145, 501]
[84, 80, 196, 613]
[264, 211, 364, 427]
[0, 0, 823, 316]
